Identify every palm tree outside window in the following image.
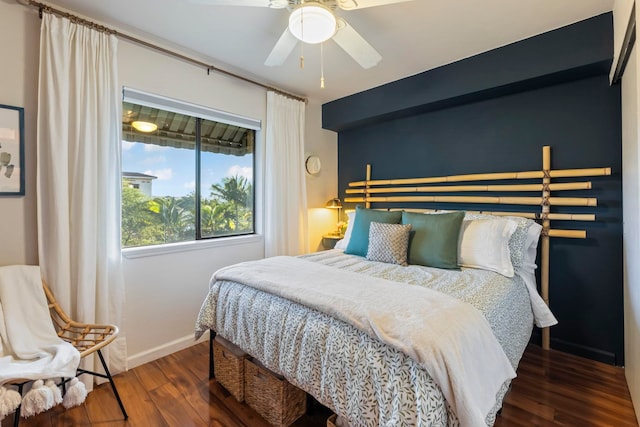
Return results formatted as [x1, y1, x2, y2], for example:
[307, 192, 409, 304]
[121, 100, 255, 248]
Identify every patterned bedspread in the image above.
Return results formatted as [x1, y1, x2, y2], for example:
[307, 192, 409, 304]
[195, 250, 534, 426]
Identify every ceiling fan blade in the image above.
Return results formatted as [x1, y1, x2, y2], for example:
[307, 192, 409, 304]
[336, 0, 415, 10]
[332, 19, 382, 69]
[264, 28, 299, 67]
[187, 0, 286, 7]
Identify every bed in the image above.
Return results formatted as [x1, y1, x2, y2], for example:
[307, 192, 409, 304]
[194, 147, 608, 426]
[195, 211, 554, 427]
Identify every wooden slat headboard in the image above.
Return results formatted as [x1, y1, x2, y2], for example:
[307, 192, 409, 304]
[344, 146, 611, 350]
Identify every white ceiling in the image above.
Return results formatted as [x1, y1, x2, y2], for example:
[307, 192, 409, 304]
[45, 0, 614, 103]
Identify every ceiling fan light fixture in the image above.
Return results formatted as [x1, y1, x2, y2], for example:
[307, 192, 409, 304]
[131, 121, 158, 133]
[289, 3, 337, 44]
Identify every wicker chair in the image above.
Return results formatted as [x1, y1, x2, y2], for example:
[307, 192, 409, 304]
[9, 281, 128, 426]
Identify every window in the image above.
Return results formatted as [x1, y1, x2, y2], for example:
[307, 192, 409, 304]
[121, 89, 259, 249]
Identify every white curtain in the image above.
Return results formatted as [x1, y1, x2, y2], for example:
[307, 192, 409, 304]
[265, 92, 308, 256]
[36, 13, 126, 389]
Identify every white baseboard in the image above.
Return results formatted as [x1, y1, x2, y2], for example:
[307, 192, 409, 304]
[126, 332, 209, 369]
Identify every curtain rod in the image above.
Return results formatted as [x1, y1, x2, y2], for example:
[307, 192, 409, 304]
[18, 0, 308, 103]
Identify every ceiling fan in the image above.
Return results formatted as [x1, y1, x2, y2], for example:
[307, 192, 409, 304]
[189, 0, 415, 70]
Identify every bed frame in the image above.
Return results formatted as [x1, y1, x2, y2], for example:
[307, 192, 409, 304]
[344, 146, 611, 350]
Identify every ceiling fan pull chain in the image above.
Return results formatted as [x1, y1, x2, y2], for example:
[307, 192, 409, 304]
[300, 2, 305, 69]
[320, 42, 325, 88]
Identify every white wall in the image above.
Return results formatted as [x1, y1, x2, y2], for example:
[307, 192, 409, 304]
[0, 3, 40, 266]
[0, 0, 338, 368]
[117, 38, 272, 365]
[305, 101, 338, 252]
[119, 33, 337, 366]
[617, 0, 640, 421]
[622, 40, 640, 424]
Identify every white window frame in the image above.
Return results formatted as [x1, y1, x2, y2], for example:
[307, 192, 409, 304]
[121, 88, 263, 258]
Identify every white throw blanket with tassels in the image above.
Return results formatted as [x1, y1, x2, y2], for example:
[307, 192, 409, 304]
[0, 265, 84, 419]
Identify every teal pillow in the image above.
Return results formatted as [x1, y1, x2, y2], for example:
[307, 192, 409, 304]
[344, 207, 402, 257]
[402, 211, 465, 269]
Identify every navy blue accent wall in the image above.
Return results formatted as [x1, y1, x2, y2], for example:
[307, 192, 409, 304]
[323, 13, 623, 365]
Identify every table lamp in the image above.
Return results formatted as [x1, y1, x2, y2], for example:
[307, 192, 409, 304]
[325, 198, 343, 236]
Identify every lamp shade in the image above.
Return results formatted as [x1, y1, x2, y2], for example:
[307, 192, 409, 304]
[325, 198, 342, 209]
[289, 3, 337, 44]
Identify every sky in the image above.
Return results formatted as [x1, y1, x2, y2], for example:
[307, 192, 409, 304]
[122, 140, 253, 198]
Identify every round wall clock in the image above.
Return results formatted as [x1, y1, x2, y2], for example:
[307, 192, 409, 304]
[305, 155, 322, 175]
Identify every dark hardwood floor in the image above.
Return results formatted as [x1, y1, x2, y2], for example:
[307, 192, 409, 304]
[3, 343, 637, 426]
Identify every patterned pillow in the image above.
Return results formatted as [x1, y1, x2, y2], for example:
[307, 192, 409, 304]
[366, 222, 412, 266]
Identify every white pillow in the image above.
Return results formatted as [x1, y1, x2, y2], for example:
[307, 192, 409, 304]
[463, 212, 540, 269]
[457, 218, 518, 277]
[334, 211, 355, 250]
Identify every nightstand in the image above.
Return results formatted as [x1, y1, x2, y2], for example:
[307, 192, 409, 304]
[322, 234, 344, 250]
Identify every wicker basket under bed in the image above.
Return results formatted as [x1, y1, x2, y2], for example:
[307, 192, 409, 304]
[244, 358, 307, 427]
[213, 335, 248, 402]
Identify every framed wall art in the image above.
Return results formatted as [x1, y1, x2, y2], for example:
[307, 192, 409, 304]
[0, 104, 25, 196]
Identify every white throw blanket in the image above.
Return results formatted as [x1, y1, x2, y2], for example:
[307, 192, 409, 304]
[214, 256, 517, 427]
[0, 265, 80, 385]
[0, 266, 86, 419]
